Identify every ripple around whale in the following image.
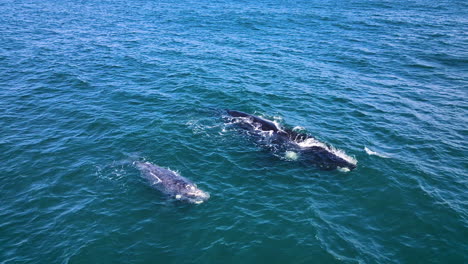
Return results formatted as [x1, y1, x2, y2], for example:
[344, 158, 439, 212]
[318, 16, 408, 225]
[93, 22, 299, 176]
[1, 0, 467, 263]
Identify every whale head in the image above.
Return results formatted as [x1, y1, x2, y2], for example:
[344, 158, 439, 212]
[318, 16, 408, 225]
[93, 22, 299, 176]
[176, 183, 210, 204]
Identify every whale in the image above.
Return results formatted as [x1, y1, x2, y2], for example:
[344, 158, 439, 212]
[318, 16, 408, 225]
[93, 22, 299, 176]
[135, 161, 210, 204]
[224, 110, 357, 171]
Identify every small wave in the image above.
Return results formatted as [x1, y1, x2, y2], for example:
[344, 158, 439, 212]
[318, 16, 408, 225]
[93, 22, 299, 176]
[95, 160, 134, 188]
[187, 119, 224, 136]
[364, 147, 389, 158]
[292, 126, 306, 131]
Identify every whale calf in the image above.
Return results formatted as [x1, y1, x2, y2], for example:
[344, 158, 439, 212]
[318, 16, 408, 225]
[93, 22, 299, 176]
[224, 110, 357, 171]
[135, 161, 210, 204]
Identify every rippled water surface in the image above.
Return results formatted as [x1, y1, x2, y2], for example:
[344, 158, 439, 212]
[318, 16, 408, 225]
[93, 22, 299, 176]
[1, 0, 467, 263]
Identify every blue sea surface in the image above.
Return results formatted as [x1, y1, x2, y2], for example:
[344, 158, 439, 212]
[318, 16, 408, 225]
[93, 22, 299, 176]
[1, 0, 467, 263]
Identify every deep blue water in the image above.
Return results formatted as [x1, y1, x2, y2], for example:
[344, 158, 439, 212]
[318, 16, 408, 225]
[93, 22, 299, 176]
[1, 0, 467, 263]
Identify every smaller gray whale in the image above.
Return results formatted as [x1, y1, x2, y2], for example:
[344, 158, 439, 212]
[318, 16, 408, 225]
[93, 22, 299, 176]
[225, 110, 357, 171]
[135, 161, 210, 204]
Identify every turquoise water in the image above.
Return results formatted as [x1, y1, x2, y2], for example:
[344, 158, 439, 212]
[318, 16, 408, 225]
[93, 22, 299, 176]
[1, 0, 467, 263]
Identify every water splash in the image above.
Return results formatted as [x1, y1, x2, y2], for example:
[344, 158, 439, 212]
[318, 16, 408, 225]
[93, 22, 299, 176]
[284, 151, 299, 161]
[298, 138, 358, 166]
[365, 147, 389, 158]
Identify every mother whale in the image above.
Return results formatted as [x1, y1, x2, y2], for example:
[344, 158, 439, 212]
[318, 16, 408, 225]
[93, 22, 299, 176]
[224, 110, 357, 171]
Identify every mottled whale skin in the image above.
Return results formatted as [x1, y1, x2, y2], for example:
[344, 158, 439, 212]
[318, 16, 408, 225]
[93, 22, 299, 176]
[135, 162, 210, 204]
[225, 110, 357, 171]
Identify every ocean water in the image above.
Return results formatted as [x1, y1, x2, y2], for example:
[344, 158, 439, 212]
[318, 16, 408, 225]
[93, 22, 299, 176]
[0, 0, 467, 263]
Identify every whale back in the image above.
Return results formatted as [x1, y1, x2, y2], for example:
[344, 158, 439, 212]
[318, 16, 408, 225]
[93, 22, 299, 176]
[226, 110, 279, 132]
[225, 110, 357, 171]
[135, 162, 210, 203]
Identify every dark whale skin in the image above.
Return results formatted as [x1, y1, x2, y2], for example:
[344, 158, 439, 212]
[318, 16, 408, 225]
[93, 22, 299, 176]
[225, 110, 357, 171]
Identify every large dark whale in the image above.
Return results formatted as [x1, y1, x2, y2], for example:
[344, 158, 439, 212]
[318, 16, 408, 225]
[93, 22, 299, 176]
[224, 110, 357, 171]
[135, 161, 210, 204]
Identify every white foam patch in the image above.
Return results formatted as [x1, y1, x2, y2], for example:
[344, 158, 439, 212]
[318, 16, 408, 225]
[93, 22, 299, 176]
[365, 147, 389, 158]
[272, 120, 282, 130]
[228, 116, 251, 126]
[273, 115, 283, 121]
[297, 138, 357, 165]
[228, 115, 282, 132]
[337, 167, 351, 173]
[284, 151, 299, 161]
[297, 137, 328, 148]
